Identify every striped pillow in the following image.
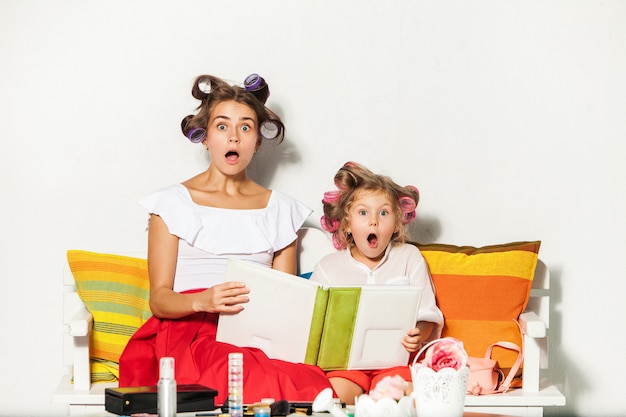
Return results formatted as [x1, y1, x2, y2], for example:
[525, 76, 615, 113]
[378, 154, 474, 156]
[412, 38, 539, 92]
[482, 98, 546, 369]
[67, 250, 152, 382]
[413, 241, 540, 371]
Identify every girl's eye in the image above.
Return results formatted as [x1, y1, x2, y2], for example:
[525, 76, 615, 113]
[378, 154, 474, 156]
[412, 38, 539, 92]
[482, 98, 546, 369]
[241, 125, 251, 132]
[358, 210, 367, 216]
[217, 124, 227, 131]
[380, 210, 389, 216]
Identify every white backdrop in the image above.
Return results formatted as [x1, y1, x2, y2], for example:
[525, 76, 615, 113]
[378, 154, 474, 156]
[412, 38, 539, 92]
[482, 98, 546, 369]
[1, 1, 624, 416]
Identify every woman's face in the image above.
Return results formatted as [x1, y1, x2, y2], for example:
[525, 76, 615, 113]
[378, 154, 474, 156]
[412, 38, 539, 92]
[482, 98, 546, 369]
[203, 100, 260, 176]
[346, 190, 398, 266]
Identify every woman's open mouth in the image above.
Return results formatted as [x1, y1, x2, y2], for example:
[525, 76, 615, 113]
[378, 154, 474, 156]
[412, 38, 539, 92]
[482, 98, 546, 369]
[225, 150, 239, 162]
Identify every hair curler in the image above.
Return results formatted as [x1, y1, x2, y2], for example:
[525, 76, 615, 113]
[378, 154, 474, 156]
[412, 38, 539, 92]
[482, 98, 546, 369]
[186, 128, 207, 143]
[244, 73, 270, 104]
[259, 120, 283, 141]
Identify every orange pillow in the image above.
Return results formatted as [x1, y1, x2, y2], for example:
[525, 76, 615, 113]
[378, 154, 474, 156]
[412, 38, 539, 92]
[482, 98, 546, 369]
[413, 241, 540, 370]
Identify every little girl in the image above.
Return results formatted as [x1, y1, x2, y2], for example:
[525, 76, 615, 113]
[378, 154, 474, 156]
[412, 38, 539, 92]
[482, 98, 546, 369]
[310, 161, 444, 404]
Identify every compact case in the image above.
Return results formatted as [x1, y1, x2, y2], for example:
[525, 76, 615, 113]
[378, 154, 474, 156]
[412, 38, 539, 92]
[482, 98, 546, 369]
[104, 384, 218, 415]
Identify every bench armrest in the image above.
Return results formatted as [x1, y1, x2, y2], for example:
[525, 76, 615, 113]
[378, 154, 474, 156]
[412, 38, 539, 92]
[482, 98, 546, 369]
[519, 311, 546, 338]
[69, 307, 93, 337]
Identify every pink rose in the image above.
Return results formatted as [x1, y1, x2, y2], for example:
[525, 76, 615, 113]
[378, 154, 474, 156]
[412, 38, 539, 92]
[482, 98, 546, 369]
[423, 337, 467, 371]
[369, 375, 409, 401]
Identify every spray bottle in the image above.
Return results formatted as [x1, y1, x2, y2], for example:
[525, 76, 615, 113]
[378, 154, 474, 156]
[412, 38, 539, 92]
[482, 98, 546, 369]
[158, 357, 176, 417]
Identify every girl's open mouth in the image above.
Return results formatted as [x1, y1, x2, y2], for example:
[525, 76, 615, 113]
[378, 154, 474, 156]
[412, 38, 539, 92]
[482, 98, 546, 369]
[367, 233, 378, 248]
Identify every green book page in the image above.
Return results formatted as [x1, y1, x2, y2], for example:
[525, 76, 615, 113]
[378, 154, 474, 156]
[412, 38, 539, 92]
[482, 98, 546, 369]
[316, 287, 361, 370]
[305, 287, 329, 365]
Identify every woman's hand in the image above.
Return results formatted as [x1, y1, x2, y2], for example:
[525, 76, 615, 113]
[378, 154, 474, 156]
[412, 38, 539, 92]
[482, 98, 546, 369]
[195, 281, 250, 314]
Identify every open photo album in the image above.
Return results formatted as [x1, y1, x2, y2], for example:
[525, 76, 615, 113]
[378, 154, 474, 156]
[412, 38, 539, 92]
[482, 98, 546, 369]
[216, 258, 423, 370]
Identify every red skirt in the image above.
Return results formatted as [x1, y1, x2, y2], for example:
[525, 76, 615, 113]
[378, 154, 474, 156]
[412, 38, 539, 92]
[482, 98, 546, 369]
[118, 311, 333, 405]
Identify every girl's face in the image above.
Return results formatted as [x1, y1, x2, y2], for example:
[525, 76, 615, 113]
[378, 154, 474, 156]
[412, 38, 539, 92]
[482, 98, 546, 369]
[203, 100, 260, 176]
[346, 190, 398, 266]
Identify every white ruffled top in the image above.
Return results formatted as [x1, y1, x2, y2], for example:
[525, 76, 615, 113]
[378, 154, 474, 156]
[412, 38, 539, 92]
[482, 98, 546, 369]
[139, 183, 312, 292]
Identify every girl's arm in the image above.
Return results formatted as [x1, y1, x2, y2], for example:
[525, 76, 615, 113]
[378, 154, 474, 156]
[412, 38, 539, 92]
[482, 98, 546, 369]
[271, 238, 298, 275]
[147, 214, 249, 319]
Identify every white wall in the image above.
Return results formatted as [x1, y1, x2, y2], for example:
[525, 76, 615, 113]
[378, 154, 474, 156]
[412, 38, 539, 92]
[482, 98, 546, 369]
[1, 1, 624, 416]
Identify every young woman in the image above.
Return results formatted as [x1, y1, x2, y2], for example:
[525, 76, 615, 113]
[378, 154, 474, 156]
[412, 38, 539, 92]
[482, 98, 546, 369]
[310, 161, 444, 404]
[119, 74, 332, 404]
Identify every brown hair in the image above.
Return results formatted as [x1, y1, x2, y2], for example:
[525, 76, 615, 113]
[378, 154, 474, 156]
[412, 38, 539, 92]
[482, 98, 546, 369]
[180, 74, 285, 146]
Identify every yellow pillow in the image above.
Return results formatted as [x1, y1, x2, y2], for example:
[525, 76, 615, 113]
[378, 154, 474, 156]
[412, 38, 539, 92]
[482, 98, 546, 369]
[413, 241, 540, 370]
[67, 250, 152, 382]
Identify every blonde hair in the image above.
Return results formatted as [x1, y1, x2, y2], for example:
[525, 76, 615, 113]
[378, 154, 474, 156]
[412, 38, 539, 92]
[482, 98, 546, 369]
[320, 162, 419, 249]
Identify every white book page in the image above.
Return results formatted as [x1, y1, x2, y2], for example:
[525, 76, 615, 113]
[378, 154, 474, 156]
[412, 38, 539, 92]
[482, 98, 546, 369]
[215, 258, 321, 363]
[346, 286, 422, 369]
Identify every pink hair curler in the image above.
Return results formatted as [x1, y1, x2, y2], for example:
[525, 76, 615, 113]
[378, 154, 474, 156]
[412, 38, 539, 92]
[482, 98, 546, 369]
[331, 233, 345, 250]
[402, 210, 416, 224]
[320, 216, 339, 233]
[322, 191, 342, 204]
[398, 195, 417, 225]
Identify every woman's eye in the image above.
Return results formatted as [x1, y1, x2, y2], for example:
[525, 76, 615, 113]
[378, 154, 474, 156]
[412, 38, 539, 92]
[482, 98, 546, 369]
[217, 124, 227, 131]
[241, 125, 251, 132]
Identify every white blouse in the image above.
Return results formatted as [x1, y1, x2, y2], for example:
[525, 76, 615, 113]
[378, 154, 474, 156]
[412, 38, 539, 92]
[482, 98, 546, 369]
[139, 184, 312, 292]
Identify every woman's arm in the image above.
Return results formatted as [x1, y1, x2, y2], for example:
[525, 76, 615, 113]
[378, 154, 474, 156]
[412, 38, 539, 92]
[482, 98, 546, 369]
[147, 214, 249, 319]
[271, 238, 298, 275]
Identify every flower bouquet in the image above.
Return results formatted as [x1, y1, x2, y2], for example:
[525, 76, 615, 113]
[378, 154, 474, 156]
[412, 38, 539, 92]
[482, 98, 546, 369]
[354, 375, 415, 417]
[410, 337, 469, 417]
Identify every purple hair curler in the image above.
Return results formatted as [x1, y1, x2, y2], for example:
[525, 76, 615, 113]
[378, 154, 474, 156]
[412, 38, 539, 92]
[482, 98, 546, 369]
[187, 128, 207, 143]
[244, 73, 270, 104]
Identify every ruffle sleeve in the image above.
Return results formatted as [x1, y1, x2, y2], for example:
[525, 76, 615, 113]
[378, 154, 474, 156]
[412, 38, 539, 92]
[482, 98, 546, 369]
[138, 184, 312, 255]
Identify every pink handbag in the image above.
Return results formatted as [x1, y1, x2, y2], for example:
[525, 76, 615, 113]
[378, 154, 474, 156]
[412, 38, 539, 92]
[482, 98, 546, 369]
[467, 341, 523, 395]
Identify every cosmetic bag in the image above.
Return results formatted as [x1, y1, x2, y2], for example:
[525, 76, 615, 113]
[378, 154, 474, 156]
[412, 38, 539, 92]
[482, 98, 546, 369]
[104, 384, 218, 415]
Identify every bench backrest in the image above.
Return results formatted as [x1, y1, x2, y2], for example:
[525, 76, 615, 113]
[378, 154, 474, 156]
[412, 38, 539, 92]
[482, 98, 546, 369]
[60, 229, 551, 373]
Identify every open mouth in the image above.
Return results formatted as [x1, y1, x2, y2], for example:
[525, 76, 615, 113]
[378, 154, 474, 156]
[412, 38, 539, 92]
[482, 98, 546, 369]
[225, 150, 239, 161]
[367, 233, 378, 248]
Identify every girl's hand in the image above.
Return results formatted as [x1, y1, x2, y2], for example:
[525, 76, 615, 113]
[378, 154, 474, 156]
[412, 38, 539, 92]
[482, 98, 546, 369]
[196, 282, 250, 313]
[401, 327, 424, 353]
[402, 321, 435, 353]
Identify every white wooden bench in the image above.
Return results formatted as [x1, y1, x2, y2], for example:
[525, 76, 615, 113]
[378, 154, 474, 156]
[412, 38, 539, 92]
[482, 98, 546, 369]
[52, 227, 565, 416]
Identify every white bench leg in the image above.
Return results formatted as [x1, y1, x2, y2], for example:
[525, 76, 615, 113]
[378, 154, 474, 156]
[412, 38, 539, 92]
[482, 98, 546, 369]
[522, 334, 541, 392]
[72, 335, 91, 392]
